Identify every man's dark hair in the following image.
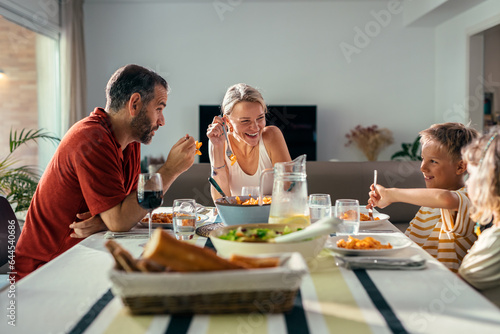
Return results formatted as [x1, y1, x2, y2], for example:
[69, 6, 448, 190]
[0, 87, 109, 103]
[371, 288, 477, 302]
[105, 64, 168, 112]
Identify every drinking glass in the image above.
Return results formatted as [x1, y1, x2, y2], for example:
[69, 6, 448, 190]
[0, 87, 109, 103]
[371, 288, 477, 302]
[137, 173, 163, 239]
[335, 199, 360, 234]
[308, 194, 332, 223]
[172, 199, 197, 240]
[241, 186, 260, 197]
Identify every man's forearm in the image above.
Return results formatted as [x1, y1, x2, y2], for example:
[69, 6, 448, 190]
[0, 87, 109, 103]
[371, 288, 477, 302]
[100, 191, 148, 232]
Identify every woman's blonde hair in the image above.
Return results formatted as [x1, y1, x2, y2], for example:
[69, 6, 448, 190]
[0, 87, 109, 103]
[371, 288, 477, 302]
[221, 83, 267, 116]
[462, 127, 500, 225]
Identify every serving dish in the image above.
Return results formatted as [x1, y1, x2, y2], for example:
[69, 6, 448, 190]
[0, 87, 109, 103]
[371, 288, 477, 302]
[209, 223, 327, 261]
[215, 196, 271, 226]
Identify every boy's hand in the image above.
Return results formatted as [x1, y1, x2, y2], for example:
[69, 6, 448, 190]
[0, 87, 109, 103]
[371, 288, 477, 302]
[368, 184, 392, 209]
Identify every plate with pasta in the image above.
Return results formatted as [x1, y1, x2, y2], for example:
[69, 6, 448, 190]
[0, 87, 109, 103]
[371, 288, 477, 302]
[326, 234, 412, 256]
[138, 208, 209, 229]
[359, 211, 390, 228]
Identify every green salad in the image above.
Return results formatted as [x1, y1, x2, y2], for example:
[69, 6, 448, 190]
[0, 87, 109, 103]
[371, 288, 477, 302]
[218, 226, 301, 242]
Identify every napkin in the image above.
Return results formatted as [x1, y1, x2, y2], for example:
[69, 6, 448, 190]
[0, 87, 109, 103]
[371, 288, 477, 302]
[335, 255, 426, 270]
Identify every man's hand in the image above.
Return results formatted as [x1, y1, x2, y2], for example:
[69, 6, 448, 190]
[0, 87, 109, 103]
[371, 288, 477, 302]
[163, 135, 196, 177]
[69, 212, 108, 238]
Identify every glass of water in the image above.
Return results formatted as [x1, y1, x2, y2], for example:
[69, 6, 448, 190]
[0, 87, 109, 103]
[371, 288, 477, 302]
[335, 199, 360, 234]
[308, 194, 332, 223]
[172, 199, 197, 240]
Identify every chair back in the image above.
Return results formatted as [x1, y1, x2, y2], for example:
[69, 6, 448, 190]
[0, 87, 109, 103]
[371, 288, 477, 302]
[0, 196, 21, 271]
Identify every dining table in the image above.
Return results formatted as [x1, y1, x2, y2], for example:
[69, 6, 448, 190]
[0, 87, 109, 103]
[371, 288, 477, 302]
[1, 209, 500, 334]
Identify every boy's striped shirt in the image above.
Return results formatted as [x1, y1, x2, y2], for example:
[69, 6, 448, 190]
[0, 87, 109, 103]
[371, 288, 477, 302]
[405, 187, 477, 272]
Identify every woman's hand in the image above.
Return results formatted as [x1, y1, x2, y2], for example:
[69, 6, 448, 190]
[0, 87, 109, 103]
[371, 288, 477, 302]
[206, 116, 227, 148]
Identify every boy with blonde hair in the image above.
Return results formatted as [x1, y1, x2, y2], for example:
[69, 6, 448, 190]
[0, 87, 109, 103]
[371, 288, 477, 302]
[368, 122, 479, 272]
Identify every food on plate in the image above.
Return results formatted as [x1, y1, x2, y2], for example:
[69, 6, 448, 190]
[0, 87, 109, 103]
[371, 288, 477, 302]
[141, 212, 202, 224]
[339, 209, 358, 220]
[195, 140, 202, 155]
[339, 210, 381, 221]
[229, 153, 237, 166]
[360, 213, 380, 221]
[218, 225, 299, 242]
[336, 236, 393, 250]
[142, 212, 173, 224]
[235, 196, 272, 205]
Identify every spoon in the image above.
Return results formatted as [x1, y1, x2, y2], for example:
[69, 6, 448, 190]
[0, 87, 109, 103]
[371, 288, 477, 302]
[274, 216, 342, 243]
[208, 177, 233, 204]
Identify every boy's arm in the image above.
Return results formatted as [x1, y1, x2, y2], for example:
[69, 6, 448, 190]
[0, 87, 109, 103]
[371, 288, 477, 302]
[369, 184, 461, 210]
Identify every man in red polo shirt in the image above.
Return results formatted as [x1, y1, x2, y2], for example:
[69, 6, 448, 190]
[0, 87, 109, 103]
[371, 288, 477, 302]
[14, 64, 196, 279]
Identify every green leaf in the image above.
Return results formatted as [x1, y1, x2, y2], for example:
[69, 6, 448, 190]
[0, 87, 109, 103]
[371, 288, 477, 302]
[2, 128, 60, 212]
[411, 136, 421, 159]
[9, 128, 60, 153]
[391, 151, 411, 160]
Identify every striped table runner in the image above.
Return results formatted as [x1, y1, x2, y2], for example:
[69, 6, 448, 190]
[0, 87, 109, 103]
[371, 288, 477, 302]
[69, 236, 407, 334]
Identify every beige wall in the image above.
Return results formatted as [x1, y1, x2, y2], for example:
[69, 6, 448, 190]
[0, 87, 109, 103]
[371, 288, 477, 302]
[0, 15, 39, 168]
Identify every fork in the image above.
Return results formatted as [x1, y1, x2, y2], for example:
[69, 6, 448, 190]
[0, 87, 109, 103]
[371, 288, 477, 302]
[368, 170, 378, 220]
[220, 114, 234, 159]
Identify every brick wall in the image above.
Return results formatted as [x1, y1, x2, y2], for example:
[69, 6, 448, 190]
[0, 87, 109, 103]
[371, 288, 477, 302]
[0, 15, 39, 168]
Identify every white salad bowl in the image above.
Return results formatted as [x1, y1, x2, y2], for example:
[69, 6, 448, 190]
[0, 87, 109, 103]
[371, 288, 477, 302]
[209, 223, 327, 262]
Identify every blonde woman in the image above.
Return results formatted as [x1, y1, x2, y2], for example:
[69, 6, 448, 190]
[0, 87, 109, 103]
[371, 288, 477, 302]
[206, 83, 291, 201]
[459, 128, 500, 307]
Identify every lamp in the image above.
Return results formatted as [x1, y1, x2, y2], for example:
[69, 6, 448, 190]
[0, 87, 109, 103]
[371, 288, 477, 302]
[0, 69, 5, 78]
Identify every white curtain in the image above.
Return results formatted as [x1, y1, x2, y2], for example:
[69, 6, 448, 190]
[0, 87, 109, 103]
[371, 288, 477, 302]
[60, 0, 87, 133]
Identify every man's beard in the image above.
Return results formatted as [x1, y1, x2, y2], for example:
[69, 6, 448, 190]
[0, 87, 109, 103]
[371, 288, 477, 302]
[131, 106, 157, 144]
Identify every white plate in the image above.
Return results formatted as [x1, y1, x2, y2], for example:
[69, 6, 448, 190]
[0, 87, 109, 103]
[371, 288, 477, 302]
[137, 207, 209, 229]
[326, 234, 412, 256]
[359, 212, 390, 228]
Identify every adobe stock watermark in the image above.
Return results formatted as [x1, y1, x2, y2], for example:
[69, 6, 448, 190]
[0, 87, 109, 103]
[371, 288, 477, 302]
[408, 276, 467, 332]
[213, 0, 243, 22]
[339, 0, 405, 64]
[6, 219, 18, 327]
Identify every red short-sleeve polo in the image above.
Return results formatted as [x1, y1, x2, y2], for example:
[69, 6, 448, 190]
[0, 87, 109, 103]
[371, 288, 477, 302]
[14, 108, 141, 279]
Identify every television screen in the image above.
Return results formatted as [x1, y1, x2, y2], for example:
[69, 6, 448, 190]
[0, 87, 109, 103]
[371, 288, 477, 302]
[198, 105, 316, 162]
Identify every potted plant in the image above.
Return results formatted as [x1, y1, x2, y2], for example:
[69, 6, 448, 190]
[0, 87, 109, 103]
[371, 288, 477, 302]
[0, 129, 60, 213]
[391, 135, 422, 161]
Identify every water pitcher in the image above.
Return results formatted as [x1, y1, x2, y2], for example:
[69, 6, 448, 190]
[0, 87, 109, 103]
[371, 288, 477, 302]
[259, 154, 310, 226]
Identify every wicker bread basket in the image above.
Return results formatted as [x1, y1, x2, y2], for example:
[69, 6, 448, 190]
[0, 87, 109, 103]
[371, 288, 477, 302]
[109, 252, 308, 315]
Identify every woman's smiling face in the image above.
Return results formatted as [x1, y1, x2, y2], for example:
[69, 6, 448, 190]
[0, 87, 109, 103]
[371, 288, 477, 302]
[227, 101, 266, 146]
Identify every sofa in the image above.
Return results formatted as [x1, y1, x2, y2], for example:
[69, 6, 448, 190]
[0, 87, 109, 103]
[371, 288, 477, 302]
[163, 161, 425, 231]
